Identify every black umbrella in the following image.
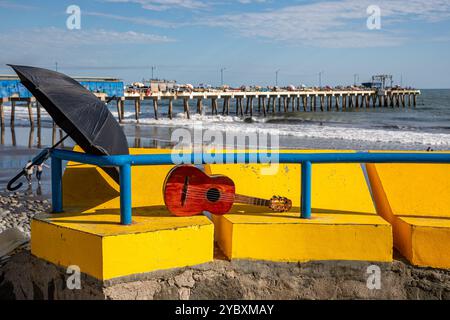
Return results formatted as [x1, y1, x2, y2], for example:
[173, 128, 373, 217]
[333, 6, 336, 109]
[6, 65, 128, 190]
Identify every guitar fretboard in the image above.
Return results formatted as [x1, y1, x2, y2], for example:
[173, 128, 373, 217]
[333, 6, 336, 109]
[234, 194, 271, 207]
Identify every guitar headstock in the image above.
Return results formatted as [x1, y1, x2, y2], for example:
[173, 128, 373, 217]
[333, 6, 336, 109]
[269, 196, 292, 212]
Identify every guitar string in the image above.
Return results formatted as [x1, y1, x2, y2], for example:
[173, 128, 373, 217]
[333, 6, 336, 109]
[166, 183, 289, 205]
[167, 187, 286, 205]
[167, 187, 236, 201]
[167, 184, 237, 200]
[166, 189, 289, 210]
[166, 186, 274, 205]
[170, 184, 271, 200]
[168, 184, 262, 201]
[167, 187, 264, 204]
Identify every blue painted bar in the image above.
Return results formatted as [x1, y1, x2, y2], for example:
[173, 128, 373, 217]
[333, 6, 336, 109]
[51, 156, 63, 213]
[49, 149, 450, 224]
[301, 161, 312, 219]
[50, 149, 450, 167]
[119, 164, 132, 225]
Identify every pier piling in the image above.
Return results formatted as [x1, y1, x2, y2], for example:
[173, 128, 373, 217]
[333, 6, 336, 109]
[168, 98, 173, 119]
[152, 98, 159, 120]
[262, 96, 267, 116]
[0, 99, 4, 127]
[36, 102, 41, 127]
[134, 99, 140, 123]
[211, 98, 218, 115]
[197, 98, 203, 114]
[27, 100, 34, 127]
[116, 99, 123, 123]
[222, 97, 226, 115]
[183, 98, 190, 119]
[10, 100, 15, 126]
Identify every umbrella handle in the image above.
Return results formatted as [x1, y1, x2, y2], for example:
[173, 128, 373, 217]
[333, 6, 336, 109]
[6, 149, 51, 191]
[7, 170, 26, 191]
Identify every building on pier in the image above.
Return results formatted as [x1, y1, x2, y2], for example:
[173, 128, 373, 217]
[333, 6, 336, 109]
[0, 75, 124, 99]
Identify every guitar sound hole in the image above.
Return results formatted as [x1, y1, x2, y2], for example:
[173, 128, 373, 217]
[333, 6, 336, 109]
[206, 188, 221, 202]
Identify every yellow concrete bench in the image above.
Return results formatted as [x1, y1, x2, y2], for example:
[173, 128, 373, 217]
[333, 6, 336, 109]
[31, 148, 214, 281]
[207, 150, 393, 263]
[367, 156, 450, 269]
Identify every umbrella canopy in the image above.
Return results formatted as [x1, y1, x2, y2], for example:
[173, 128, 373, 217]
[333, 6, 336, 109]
[9, 64, 129, 183]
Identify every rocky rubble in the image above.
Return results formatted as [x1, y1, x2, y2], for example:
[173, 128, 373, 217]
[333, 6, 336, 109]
[0, 191, 50, 236]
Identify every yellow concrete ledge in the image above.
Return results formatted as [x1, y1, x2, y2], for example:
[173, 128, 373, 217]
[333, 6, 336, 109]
[367, 157, 450, 269]
[213, 209, 392, 262]
[31, 147, 214, 280]
[208, 150, 393, 263]
[31, 210, 213, 280]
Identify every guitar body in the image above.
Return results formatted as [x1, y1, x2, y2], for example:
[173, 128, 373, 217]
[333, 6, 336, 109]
[163, 165, 235, 217]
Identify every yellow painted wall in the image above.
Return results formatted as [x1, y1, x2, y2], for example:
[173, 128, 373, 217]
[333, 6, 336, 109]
[369, 162, 450, 218]
[31, 219, 104, 279]
[102, 223, 213, 280]
[207, 150, 376, 215]
[63, 148, 175, 212]
[366, 155, 450, 269]
[32, 215, 214, 280]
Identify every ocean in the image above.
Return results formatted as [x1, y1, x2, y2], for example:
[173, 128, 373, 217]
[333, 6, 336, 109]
[1, 88, 449, 195]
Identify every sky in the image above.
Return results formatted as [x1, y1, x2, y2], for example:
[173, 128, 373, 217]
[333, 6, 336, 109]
[1, 0, 450, 88]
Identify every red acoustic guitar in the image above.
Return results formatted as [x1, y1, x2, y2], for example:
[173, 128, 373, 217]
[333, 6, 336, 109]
[163, 165, 292, 217]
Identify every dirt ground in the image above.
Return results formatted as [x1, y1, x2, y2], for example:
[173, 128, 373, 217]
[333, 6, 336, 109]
[1, 249, 449, 300]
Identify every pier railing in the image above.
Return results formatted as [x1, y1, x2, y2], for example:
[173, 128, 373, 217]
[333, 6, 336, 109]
[49, 149, 450, 225]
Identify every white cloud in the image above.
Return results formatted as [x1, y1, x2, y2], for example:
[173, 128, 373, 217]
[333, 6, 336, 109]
[103, 0, 208, 11]
[92, 0, 450, 48]
[0, 27, 176, 74]
[0, 27, 174, 47]
[199, 0, 450, 47]
[85, 11, 182, 28]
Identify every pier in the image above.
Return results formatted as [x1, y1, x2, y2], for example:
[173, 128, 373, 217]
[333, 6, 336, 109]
[119, 89, 421, 122]
[0, 87, 421, 127]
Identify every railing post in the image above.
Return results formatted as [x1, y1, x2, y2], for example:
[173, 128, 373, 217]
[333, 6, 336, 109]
[119, 164, 132, 225]
[301, 161, 312, 219]
[51, 156, 63, 213]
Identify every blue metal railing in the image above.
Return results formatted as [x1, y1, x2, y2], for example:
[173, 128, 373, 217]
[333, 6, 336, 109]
[49, 149, 450, 225]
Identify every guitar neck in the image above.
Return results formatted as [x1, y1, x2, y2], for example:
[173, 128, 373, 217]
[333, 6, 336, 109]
[234, 194, 271, 207]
